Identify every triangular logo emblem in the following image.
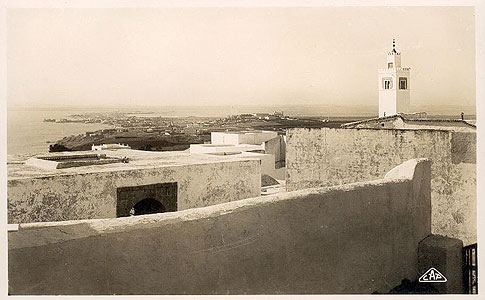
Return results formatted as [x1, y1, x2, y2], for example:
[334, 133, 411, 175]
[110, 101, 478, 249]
[419, 268, 447, 283]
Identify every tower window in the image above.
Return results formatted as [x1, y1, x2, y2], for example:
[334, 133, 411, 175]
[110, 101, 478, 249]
[399, 77, 407, 89]
[382, 78, 392, 89]
[388, 62, 393, 68]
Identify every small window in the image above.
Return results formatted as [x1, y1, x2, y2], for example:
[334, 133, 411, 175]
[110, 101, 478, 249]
[384, 81, 391, 89]
[399, 77, 407, 89]
[383, 78, 392, 90]
[388, 62, 393, 68]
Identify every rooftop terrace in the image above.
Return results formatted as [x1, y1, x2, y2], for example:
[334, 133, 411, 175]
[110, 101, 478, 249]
[7, 149, 260, 180]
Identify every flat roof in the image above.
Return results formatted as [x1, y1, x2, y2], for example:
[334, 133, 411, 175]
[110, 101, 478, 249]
[7, 149, 260, 180]
[341, 115, 476, 131]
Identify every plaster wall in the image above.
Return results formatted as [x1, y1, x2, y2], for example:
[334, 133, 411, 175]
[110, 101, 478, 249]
[387, 53, 401, 67]
[372, 118, 405, 129]
[378, 90, 396, 117]
[348, 119, 476, 132]
[8, 160, 261, 224]
[211, 131, 278, 145]
[403, 122, 475, 131]
[211, 132, 240, 145]
[188, 143, 276, 177]
[234, 152, 276, 178]
[189, 144, 264, 154]
[286, 128, 476, 245]
[264, 135, 286, 168]
[450, 132, 476, 164]
[239, 131, 278, 145]
[396, 89, 410, 114]
[8, 159, 431, 295]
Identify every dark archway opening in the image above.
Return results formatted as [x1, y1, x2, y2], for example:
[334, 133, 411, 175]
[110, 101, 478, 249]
[130, 198, 166, 216]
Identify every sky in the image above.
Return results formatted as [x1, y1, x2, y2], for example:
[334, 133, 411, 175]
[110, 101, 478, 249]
[6, 6, 476, 110]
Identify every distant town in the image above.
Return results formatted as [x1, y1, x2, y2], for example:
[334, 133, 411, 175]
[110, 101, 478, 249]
[46, 111, 356, 152]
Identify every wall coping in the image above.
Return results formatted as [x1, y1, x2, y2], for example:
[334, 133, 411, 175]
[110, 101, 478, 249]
[288, 127, 455, 134]
[385, 158, 430, 180]
[340, 115, 476, 129]
[8, 157, 261, 181]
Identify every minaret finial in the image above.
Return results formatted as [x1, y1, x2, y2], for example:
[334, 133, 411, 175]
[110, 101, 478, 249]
[392, 39, 396, 53]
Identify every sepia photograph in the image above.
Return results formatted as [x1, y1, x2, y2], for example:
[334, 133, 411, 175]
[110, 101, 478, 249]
[1, 0, 481, 297]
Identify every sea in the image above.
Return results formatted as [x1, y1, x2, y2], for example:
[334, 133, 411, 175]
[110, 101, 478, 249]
[7, 110, 113, 156]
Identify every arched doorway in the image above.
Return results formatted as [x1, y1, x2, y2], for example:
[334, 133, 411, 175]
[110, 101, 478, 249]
[129, 198, 166, 216]
[116, 182, 177, 217]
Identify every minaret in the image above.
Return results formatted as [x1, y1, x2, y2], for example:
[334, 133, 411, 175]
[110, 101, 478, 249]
[378, 39, 411, 117]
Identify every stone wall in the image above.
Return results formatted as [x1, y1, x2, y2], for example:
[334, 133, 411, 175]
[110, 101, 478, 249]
[286, 128, 476, 245]
[8, 160, 261, 224]
[8, 159, 431, 295]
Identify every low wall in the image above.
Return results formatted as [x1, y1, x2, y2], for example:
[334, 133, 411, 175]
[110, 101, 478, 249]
[8, 159, 431, 295]
[286, 128, 476, 245]
[8, 160, 261, 224]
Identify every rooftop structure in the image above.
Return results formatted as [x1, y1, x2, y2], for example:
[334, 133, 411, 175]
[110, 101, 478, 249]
[8, 149, 261, 223]
[211, 130, 278, 145]
[189, 143, 265, 155]
[25, 153, 124, 170]
[189, 143, 281, 179]
[8, 149, 261, 179]
[341, 114, 476, 132]
[192, 130, 286, 180]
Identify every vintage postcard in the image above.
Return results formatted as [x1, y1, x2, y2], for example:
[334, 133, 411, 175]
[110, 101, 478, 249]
[1, 0, 482, 297]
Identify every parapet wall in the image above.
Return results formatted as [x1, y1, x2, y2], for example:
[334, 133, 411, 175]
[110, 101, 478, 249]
[286, 128, 476, 245]
[8, 159, 431, 295]
[8, 160, 261, 223]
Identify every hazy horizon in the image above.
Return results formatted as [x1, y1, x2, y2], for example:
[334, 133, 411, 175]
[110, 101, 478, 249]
[6, 103, 476, 118]
[7, 7, 476, 110]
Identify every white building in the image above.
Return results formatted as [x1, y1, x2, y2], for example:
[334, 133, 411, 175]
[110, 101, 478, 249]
[378, 39, 411, 117]
[211, 131, 278, 145]
[190, 130, 286, 180]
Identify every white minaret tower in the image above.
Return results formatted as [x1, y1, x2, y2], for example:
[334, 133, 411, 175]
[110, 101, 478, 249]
[378, 39, 411, 117]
